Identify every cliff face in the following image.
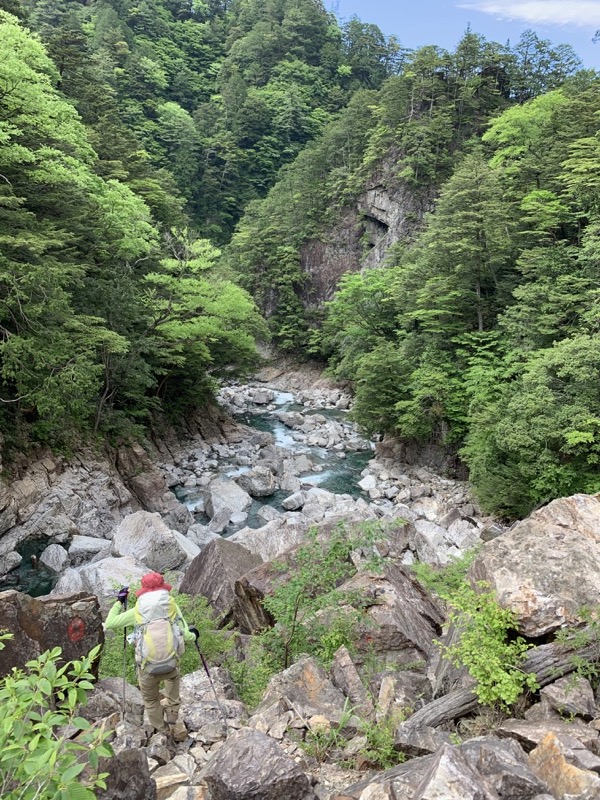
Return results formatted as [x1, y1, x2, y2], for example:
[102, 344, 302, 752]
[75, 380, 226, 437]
[300, 155, 435, 307]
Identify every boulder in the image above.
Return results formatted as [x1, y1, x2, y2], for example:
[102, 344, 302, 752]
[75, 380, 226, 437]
[97, 747, 157, 800]
[331, 645, 374, 720]
[281, 491, 307, 511]
[51, 568, 85, 595]
[255, 655, 347, 726]
[78, 555, 147, 600]
[39, 543, 70, 573]
[540, 675, 596, 720]
[528, 731, 600, 800]
[81, 677, 144, 726]
[229, 520, 307, 562]
[185, 524, 220, 550]
[116, 443, 192, 533]
[0, 550, 22, 577]
[412, 744, 498, 800]
[179, 538, 262, 623]
[0, 589, 103, 678]
[236, 466, 278, 497]
[111, 511, 197, 572]
[68, 535, 110, 566]
[394, 725, 453, 758]
[470, 494, 600, 637]
[460, 736, 548, 799]
[203, 728, 314, 800]
[204, 479, 252, 520]
[497, 719, 599, 752]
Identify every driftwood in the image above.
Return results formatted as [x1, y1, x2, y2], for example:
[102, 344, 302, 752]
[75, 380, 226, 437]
[404, 633, 600, 730]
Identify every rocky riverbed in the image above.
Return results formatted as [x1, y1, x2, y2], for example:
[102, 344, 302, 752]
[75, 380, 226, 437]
[3, 371, 600, 800]
[0, 375, 497, 596]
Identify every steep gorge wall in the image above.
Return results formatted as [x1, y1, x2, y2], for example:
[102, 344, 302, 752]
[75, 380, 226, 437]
[300, 156, 435, 307]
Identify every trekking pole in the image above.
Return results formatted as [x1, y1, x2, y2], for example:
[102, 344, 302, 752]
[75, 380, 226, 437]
[117, 587, 129, 722]
[191, 635, 228, 726]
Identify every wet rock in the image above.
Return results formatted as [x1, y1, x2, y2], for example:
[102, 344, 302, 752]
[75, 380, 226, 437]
[39, 543, 70, 573]
[204, 479, 252, 520]
[470, 494, 600, 637]
[68, 535, 110, 565]
[97, 747, 157, 800]
[179, 538, 262, 623]
[236, 466, 278, 497]
[203, 727, 314, 800]
[528, 731, 600, 800]
[111, 511, 198, 572]
[0, 589, 103, 678]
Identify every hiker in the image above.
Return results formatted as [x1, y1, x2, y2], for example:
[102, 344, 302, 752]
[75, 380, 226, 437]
[104, 571, 199, 735]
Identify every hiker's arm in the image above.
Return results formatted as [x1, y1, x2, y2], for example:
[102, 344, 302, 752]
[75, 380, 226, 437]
[174, 603, 195, 642]
[104, 602, 136, 631]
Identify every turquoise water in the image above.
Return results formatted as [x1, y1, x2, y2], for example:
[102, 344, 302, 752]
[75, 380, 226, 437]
[1, 537, 57, 597]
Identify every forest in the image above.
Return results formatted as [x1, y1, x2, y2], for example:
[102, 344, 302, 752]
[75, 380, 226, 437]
[1, 0, 599, 518]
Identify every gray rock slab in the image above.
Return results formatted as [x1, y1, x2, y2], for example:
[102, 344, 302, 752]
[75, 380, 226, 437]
[203, 727, 313, 800]
[111, 511, 192, 572]
[179, 538, 262, 622]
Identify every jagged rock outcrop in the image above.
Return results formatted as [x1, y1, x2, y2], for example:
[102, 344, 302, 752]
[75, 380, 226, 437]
[0, 589, 103, 677]
[179, 538, 262, 623]
[470, 493, 600, 637]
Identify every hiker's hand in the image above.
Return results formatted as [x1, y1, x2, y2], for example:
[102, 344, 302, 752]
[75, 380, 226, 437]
[117, 586, 129, 605]
[188, 626, 200, 641]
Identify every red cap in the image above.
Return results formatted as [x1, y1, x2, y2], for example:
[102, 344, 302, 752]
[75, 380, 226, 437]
[135, 572, 173, 597]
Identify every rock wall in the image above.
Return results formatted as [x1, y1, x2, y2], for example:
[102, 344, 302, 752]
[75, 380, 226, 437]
[299, 156, 435, 306]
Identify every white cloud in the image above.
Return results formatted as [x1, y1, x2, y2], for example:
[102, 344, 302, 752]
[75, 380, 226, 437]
[458, 1, 600, 27]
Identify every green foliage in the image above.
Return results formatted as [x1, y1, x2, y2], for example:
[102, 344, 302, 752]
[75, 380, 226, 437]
[411, 548, 480, 599]
[301, 699, 355, 763]
[359, 711, 406, 768]
[228, 522, 384, 707]
[0, 634, 112, 800]
[442, 584, 539, 708]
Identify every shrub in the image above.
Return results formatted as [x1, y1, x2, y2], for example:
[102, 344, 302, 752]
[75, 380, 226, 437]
[0, 633, 112, 800]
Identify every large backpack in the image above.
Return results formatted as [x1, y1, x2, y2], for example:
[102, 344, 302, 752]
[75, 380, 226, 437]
[132, 590, 185, 675]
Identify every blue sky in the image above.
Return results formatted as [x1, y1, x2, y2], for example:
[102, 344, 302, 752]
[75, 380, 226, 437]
[332, 0, 600, 69]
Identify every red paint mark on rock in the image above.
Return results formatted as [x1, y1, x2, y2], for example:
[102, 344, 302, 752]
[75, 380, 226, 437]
[67, 617, 85, 643]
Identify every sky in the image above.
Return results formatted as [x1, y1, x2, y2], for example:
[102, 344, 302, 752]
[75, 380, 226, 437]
[332, 0, 600, 69]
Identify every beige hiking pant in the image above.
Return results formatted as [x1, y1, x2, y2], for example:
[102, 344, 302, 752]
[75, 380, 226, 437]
[137, 665, 180, 731]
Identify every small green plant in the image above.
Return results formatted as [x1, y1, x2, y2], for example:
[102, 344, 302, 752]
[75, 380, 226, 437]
[301, 700, 355, 763]
[411, 547, 480, 600]
[441, 583, 539, 709]
[554, 606, 600, 685]
[359, 711, 406, 769]
[0, 633, 112, 800]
